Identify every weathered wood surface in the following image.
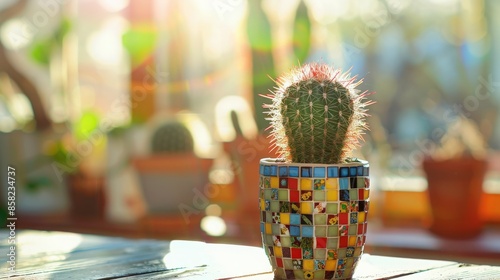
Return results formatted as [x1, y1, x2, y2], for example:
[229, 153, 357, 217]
[1, 230, 499, 279]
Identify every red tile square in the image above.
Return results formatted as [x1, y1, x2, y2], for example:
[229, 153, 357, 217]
[339, 236, 348, 248]
[358, 224, 364, 234]
[290, 190, 300, 202]
[276, 257, 283, 268]
[358, 189, 364, 200]
[316, 237, 327, 248]
[291, 248, 302, 259]
[288, 178, 298, 190]
[339, 213, 349, 225]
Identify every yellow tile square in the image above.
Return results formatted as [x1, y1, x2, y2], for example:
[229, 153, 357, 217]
[364, 189, 370, 199]
[300, 179, 312, 190]
[326, 190, 338, 201]
[274, 246, 283, 257]
[303, 259, 314, 270]
[271, 177, 279, 188]
[349, 236, 357, 246]
[358, 212, 365, 223]
[325, 260, 336, 270]
[280, 213, 290, 225]
[260, 199, 265, 211]
[265, 223, 272, 234]
[326, 178, 338, 189]
[301, 202, 313, 214]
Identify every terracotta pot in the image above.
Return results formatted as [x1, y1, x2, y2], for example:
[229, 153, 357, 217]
[259, 158, 370, 279]
[422, 157, 488, 239]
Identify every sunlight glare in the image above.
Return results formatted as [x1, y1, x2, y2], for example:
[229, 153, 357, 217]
[17, 231, 82, 258]
[205, 203, 222, 217]
[86, 16, 128, 66]
[97, 0, 130, 12]
[177, 112, 216, 158]
[215, 96, 258, 142]
[200, 216, 227, 236]
[0, 18, 33, 50]
[162, 240, 207, 269]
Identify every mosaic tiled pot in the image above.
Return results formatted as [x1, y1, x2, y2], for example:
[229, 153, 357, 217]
[259, 158, 370, 280]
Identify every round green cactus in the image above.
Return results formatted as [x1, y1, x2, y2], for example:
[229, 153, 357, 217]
[151, 121, 194, 154]
[265, 63, 372, 164]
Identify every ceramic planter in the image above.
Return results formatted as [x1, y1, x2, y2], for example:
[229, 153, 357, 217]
[259, 158, 370, 279]
[422, 157, 487, 239]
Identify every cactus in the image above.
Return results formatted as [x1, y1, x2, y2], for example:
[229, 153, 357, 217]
[265, 63, 372, 164]
[246, 0, 276, 131]
[151, 121, 194, 153]
[292, 0, 311, 65]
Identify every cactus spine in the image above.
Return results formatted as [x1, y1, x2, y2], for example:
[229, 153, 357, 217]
[266, 63, 371, 164]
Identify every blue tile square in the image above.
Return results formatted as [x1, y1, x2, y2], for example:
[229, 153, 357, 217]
[279, 166, 288, 177]
[340, 167, 349, 177]
[270, 165, 277, 176]
[290, 225, 300, 236]
[289, 166, 299, 177]
[301, 167, 312, 177]
[357, 166, 363, 176]
[302, 226, 314, 237]
[327, 167, 339, 178]
[260, 222, 265, 233]
[339, 178, 349, 190]
[290, 214, 301, 225]
[264, 166, 271, 176]
[349, 167, 357, 176]
[313, 167, 326, 178]
[260, 165, 264, 175]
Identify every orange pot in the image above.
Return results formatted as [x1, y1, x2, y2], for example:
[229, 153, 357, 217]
[422, 157, 488, 239]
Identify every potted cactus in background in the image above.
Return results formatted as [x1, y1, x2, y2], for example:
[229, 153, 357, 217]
[259, 63, 372, 279]
[133, 119, 213, 214]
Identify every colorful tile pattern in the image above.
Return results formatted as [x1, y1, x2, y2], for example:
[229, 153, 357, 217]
[259, 160, 370, 280]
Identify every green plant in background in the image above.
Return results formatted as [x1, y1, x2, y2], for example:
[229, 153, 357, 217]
[30, 18, 72, 65]
[265, 63, 372, 164]
[44, 110, 102, 174]
[246, 0, 276, 131]
[150, 121, 194, 153]
[247, 0, 312, 131]
[122, 24, 158, 67]
[292, 0, 311, 65]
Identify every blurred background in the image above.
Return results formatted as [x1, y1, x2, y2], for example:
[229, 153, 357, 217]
[0, 0, 499, 265]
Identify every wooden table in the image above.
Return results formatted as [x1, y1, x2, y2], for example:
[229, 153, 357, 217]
[2, 231, 500, 279]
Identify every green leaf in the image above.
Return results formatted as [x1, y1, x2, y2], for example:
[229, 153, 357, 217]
[122, 25, 158, 66]
[73, 110, 100, 141]
[293, 0, 311, 64]
[54, 17, 72, 44]
[26, 177, 51, 193]
[30, 40, 52, 65]
[246, 0, 273, 51]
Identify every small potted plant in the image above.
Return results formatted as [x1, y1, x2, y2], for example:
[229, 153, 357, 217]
[422, 116, 489, 239]
[44, 110, 107, 219]
[259, 63, 372, 279]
